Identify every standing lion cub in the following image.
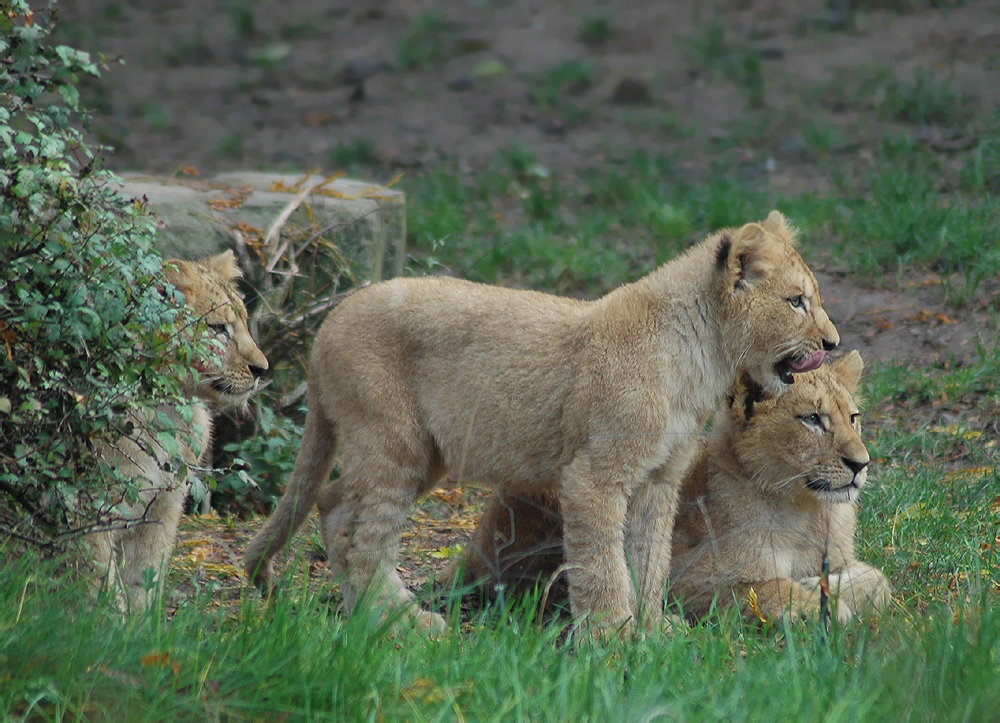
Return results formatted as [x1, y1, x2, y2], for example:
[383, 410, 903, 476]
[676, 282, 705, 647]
[91, 251, 268, 612]
[245, 211, 838, 635]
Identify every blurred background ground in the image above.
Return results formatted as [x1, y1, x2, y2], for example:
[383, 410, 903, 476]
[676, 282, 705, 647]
[57, 0, 1000, 364]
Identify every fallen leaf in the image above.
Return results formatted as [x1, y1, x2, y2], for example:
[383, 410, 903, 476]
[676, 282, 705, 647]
[470, 59, 507, 78]
[140, 652, 181, 675]
[429, 545, 463, 559]
[928, 424, 981, 440]
[874, 314, 894, 331]
[896, 502, 926, 520]
[207, 188, 251, 210]
[400, 676, 444, 704]
[746, 587, 768, 623]
[943, 466, 993, 483]
[431, 488, 465, 505]
[304, 112, 334, 126]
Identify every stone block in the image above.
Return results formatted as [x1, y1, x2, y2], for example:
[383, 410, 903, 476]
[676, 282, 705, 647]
[117, 171, 406, 282]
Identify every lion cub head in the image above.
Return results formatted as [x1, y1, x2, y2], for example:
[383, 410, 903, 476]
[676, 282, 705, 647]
[723, 350, 869, 504]
[164, 251, 268, 408]
[714, 210, 840, 394]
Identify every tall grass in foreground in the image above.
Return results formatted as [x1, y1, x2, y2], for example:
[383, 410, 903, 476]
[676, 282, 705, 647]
[1, 552, 998, 721]
[2, 356, 999, 721]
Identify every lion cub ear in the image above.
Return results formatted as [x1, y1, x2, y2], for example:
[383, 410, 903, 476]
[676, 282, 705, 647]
[202, 250, 243, 281]
[718, 222, 781, 291]
[759, 210, 798, 244]
[830, 350, 864, 394]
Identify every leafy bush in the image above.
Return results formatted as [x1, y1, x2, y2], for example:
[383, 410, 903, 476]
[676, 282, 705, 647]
[0, 2, 196, 553]
[211, 405, 305, 516]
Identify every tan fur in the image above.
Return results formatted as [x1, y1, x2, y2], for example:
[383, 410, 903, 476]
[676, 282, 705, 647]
[446, 352, 891, 625]
[244, 211, 838, 635]
[90, 251, 268, 612]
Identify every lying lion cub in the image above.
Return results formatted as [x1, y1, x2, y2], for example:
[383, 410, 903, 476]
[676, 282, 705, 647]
[245, 210, 838, 635]
[444, 352, 891, 625]
[91, 251, 268, 612]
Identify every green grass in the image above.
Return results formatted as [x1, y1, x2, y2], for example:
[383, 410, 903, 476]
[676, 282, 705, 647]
[213, 130, 246, 161]
[4, 462, 1000, 723]
[131, 99, 172, 132]
[401, 101, 1000, 301]
[226, 0, 256, 41]
[7, 347, 993, 722]
[527, 60, 596, 125]
[577, 12, 614, 45]
[817, 65, 975, 127]
[682, 19, 766, 108]
[396, 10, 452, 71]
[329, 137, 377, 169]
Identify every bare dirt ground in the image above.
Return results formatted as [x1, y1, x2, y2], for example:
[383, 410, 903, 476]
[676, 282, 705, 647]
[59, 0, 1000, 366]
[52, 0, 1000, 607]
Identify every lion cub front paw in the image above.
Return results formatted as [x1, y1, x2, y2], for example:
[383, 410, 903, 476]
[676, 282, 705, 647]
[796, 576, 853, 625]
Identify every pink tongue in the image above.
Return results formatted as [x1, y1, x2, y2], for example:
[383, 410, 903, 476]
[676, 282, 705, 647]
[789, 350, 827, 373]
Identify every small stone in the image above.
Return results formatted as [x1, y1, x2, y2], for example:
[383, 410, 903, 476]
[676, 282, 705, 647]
[539, 117, 566, 136]
[453, 37, 492, 54]
[342, 60, 390, 86]
[446, 76, 474, 92]
[612, 77, 651, 105]
[755, 47, 784, 60]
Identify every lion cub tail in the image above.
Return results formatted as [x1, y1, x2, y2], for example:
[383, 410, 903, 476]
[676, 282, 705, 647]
[244, 408, 339, 593]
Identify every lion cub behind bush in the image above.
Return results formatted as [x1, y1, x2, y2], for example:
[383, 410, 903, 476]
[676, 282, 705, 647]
[445, 352, 891, 625]
[91, 251, 267, 612]
[245, 210, 839, 635]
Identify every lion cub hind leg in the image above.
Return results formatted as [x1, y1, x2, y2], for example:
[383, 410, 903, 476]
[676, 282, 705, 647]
[319, 444, 447, 636]
[437, 488, 565, 597]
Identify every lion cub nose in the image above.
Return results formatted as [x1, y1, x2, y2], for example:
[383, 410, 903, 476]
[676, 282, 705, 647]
[844, 457, 868, 476]
[823, 338, 838, 351]
[249, 364, 268, 379]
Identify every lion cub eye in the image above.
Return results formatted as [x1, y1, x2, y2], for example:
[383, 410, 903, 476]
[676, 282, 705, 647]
[208, 323, 230, 339]
[788, 294, 806, 311]
[799, 412, 824, 430]
[850, 412, 861, 427]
